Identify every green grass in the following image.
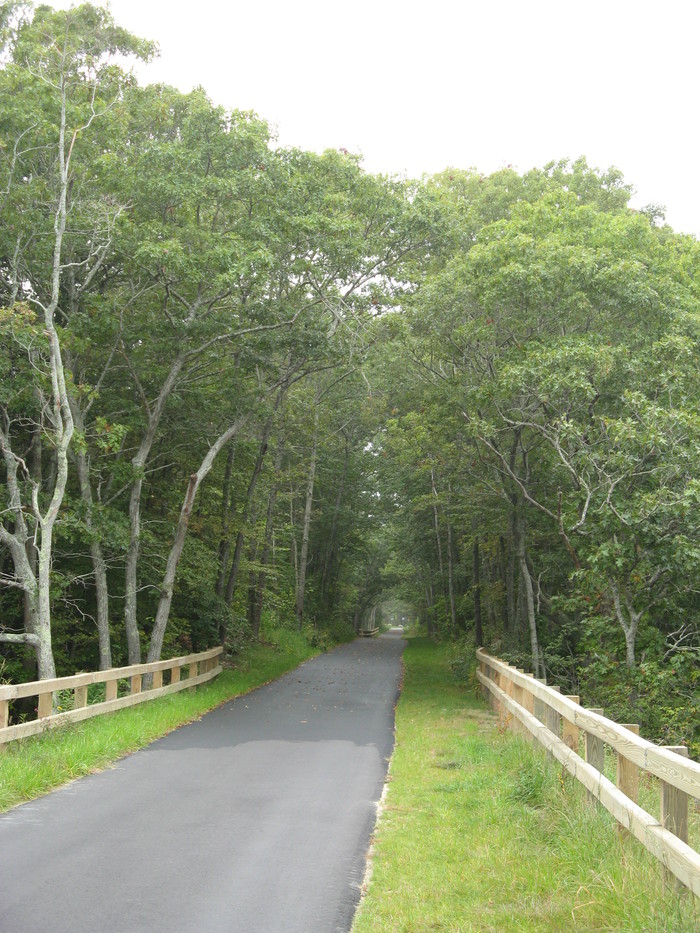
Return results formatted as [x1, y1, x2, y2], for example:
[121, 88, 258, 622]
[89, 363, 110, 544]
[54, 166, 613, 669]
[353, 638, 699, 933]
[0, 626, 319, 813]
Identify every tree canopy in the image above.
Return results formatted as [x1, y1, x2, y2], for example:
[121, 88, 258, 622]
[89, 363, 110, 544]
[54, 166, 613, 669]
[1, 2, 697, 754]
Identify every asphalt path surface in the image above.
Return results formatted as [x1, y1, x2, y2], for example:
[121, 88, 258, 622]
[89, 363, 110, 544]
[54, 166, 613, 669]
[0, 633, 405, 933]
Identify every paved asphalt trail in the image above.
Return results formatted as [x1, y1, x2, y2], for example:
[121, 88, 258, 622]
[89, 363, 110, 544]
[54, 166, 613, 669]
[0, 633, 405, 933]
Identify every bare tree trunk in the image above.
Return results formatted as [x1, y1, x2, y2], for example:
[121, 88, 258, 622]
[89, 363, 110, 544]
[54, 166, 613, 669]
[296, 405, 319, 630]
[430, 469, 444, 579]
[515, 507, 542, 678]
[147, 416, 248, 664]
[69, 399, 112, 669]
[430, 467, 450, 627]
[23, 417, 42, 635]
[610, 580, 641, 669]
[74, 447, 112, 669]
[0, 75, 77, 681]
[23, 528, 39, 637]
[124, 354, 187, 664]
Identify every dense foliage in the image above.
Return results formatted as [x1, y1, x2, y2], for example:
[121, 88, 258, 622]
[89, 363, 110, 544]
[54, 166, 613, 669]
[1, 3, 697, 753]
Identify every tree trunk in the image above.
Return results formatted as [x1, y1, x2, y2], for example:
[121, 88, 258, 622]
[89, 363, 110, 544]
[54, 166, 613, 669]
[224, 415, 275, 607]
[146, 473, 198, 665]
[124, 354, 187, 664]
[215, 444, 236, 599]
[290, 481, 299, 596]
[430, 467, 450, 627]
[426, 571, 438, 637]
[23, 416, 42, 633]
[245, 521, 259, 634]
[321, 439, 349, 606]
[446, 515, 458, 636]
[251, 426, 286, 639]
[69, 400, 112, 669]
[147, 417, 247, 664]
[473, 537, 483, 647]
[296, 405, 319, 630]
[515, 509, 542, 678]
[23, 535, 38, 640]
[498, 534, 516, 641]
[611, 581, 640, 669]
[505, 513, 517, 635]
[35, 526, 58, 681]
[124, 477, 144, 664]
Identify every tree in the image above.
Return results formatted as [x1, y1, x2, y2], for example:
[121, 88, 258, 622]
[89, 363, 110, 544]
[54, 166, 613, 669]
[0, 3, 152, 678]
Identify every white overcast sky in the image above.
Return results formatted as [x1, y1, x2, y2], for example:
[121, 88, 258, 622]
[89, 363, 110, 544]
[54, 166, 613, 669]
[53, 0, 700, 236]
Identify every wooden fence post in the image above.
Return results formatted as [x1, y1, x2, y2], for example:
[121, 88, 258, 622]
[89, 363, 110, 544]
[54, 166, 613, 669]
[485, 661, 493, 706]
[488, 664, 497, 713]
[152, 670, 163, 690]
[512, 670, 525, 734]
[533, 678, 547, 725]
[130, 675, 142, 695]
[545, 685, 562, 735]
[584, 708, 605, 804]
[563, 696, 580, 754]
[171, 664, 181, 685]
[0, 698, 8, 752]
[189, 660, 199, 691]
[37, 691, 52, 720]
[105, 679, 118, 702]
[502, 668, 514, 730]
[74, 685, 88, 710]
[616, 724, 640, 837]
[661, 747, 689, 839]
[660, 745, 690, 888]
[616, 724, 640, 802]
[544, 686, 562, 760]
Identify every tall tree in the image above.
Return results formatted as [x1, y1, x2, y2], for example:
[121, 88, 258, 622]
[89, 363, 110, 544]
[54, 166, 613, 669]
[0, 3, 152, 677]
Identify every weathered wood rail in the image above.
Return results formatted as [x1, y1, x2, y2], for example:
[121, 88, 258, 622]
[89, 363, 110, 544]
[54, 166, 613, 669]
[476, 648, 700, 897]
[0, 646, 223, 749]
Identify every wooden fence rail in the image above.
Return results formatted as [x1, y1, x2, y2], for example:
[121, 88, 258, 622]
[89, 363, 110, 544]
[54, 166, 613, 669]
[476, 648, 700, 897]
[0, 646, 223, 749]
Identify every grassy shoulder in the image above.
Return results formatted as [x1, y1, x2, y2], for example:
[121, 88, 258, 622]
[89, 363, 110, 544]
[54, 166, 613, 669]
[353, 638, 697, 933]
[0, 625, 324, 813]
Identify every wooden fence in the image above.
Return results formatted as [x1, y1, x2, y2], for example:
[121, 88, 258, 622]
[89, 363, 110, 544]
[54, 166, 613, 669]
[0, 646, 223, 749]
[476, 648, 700, 897]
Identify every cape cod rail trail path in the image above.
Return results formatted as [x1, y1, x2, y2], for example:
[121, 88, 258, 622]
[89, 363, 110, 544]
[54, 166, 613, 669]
[0, 633, 405, 933]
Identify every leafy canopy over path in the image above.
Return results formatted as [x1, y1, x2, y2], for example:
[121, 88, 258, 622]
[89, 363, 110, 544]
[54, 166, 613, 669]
[0, 2, 698, 754]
